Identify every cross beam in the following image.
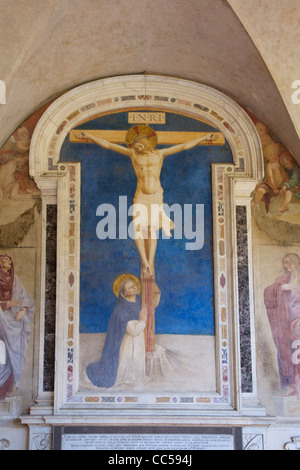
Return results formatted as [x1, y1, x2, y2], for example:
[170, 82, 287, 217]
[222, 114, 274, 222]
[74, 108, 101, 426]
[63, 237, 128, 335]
[70, 130, 225, 146]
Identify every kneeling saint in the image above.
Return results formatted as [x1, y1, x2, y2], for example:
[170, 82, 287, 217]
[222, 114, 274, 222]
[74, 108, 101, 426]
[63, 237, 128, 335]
[86, 279, 160, 388]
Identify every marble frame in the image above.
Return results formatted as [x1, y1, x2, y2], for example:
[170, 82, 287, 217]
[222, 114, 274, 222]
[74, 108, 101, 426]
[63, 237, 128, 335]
[29, 75, 263, 420]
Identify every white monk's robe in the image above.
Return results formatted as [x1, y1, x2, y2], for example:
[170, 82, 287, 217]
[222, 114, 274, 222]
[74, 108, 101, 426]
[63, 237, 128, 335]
[115, 319, 146, 385]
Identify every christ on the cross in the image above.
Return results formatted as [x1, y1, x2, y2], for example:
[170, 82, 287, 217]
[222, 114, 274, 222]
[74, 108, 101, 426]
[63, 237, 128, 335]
[75, 125, 214, 278]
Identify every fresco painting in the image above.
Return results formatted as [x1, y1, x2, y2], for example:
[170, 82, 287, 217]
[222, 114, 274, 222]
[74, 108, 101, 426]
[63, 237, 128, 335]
[0, 97, 299, 417]
[250, 118, 300, 408]
[251, 119, 300, 245]
[0, 105, 47, 410]
[264, 253, 300, 400]
[0, 254, 35, 400]
[61, 110, 233, 392]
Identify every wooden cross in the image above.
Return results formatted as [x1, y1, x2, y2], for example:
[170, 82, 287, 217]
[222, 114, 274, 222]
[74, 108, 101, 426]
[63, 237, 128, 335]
[70, 129, 225, 146]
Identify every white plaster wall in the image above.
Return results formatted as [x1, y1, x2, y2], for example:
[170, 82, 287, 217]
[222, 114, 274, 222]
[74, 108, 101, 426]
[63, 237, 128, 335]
[228, 0, 300, 154]
[266, 426, 300, 451]
[0, 0, 299, 161]
[0, 425, 28, 450]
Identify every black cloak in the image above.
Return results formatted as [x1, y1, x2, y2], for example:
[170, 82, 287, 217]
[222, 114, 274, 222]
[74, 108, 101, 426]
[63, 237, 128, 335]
[86, 293, 142, 388]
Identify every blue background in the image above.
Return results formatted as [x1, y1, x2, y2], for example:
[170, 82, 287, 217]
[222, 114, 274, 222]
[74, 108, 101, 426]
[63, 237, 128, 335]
[60, 111, 233, 335]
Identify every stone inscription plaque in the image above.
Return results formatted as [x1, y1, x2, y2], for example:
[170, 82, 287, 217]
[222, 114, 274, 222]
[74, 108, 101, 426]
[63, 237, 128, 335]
[62, 433, 234, 450]
[54, 426, 242, 451]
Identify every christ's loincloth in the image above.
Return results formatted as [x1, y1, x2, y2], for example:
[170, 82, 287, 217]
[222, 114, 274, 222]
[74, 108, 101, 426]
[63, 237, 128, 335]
[132, 189, 174, 238]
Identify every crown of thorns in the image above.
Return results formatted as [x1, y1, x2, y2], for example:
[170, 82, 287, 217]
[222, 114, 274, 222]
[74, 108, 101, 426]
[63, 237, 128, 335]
[132, 134, 149, 144]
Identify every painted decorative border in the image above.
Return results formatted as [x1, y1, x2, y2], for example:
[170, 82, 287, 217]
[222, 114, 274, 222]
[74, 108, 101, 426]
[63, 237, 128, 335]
[51, 161, 235, 409]
[30, 76, 263, 182]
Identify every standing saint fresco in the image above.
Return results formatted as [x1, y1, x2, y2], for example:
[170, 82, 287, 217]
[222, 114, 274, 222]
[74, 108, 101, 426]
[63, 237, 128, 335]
[264, 253, 300, 399]
[0, 255, 35, 399]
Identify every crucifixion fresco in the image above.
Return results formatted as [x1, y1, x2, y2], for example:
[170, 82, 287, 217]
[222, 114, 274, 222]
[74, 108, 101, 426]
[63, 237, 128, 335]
[60, 111, 231, 391]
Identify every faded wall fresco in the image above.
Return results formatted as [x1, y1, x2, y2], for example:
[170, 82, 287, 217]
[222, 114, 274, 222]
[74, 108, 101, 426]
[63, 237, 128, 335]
[0, 104, 50, 413]
[251, 118, 300, 244]
[250, 115, 300, 416]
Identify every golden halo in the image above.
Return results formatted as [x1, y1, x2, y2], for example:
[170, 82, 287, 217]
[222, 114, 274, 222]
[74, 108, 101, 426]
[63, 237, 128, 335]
[125, 125, 158, 149]
[112, 273, 141, 297]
